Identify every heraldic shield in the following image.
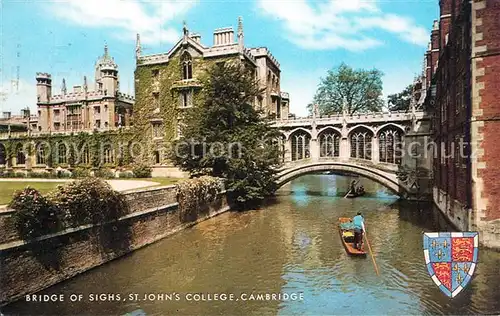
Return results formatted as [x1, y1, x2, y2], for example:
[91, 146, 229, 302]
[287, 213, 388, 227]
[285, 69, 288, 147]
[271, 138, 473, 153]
[423, 232, 479, 298]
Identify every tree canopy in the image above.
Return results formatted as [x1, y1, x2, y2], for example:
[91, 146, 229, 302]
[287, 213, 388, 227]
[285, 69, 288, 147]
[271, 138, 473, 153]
[310, 63, 384, 115]
[168, 62, 282, 209]
[387, 84, 414, 112]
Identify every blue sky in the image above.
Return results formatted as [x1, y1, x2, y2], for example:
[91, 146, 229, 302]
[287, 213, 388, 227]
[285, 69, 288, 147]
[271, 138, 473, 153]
[0, 0, 438, 117]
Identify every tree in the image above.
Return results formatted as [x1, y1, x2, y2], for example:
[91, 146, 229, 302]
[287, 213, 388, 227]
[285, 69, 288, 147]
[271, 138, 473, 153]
[168, 62, 282, 209]
[310, 63, 384, 115]
[387, 84, 414, 112]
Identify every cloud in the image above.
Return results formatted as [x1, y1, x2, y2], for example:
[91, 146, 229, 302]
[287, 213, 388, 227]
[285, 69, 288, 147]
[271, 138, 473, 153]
[48, 0, 197, 45]
[257, 0, 428, 51]
[0, 79, 37, 113]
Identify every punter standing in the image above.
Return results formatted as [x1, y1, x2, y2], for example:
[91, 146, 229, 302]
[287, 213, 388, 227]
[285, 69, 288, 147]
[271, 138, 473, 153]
[352, 212, 365, 250]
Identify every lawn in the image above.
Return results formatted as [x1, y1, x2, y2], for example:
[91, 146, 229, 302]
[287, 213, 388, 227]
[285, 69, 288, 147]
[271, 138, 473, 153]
[0, 181, 66, 205]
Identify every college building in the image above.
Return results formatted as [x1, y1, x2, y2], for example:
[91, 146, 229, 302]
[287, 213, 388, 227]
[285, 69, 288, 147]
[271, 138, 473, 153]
[422, 0, 500, 247]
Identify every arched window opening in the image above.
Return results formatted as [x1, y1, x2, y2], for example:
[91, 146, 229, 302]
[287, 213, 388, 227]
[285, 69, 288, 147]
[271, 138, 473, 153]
[319, 130, 340, 158]
[350, 128, 373, 160]
[291, 131, 311, 161]
[16, 144, 26, 165]
[0, 144, 6, 165]
[103, 144, 114, 164]
[378, 128, 403, 164]
[58, 143, 67, 164]
[36, 143, 47, 165]
[182, 53, 193, 80]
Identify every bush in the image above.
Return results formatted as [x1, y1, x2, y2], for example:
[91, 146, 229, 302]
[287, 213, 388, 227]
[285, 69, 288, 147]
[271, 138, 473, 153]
[118, 171, 134, 178]
[176, 176, 223, 221]
[27, 171, 53, 178]
[132, 163, 152, 178]
[71, 167, 91, 178]
[54, 169, 72, 178]
[94, 168, 115, 179]
[49, 177, 127, 226]
[10, 187, 62, 239]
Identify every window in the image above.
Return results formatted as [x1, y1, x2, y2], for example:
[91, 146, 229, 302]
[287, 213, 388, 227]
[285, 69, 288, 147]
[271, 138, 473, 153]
[95, 120, 101, 128]
[105, 122, 109, 128]
[36, 143, 46, 165]
[291, 131, 311, 161]
[152, 122, 164, 138]
[0, 144, 6, 165]
[378, 128, 403, 164]
[320, 131, 340, 158]
[103, 144, 114, 164]
[58, 143, 67, 164]
[54, 109, 60, 116]
[54, 122, 60, 131]
[182, 53, 193, 79]
[16, 145, 26, 165]
[179, 90, 193, 108]
[94, 106, 101, 114]
[350, 128, 373, 160]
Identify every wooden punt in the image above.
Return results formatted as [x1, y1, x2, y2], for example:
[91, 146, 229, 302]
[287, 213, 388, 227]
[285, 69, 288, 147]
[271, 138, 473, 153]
[338, 217, 367, 256]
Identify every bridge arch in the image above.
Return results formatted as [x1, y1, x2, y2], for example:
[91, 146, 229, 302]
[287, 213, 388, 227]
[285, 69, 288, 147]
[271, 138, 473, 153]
[277, 161, 409, 197]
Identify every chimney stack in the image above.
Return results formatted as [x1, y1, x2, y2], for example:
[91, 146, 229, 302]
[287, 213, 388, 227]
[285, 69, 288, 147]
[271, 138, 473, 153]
[213, 27, 234, 46]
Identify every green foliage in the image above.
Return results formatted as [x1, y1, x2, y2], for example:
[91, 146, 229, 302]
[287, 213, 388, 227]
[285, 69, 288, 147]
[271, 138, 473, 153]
[132, 163, 152, 178]
[9, 187, 62, 239]
[49, 177, 127, 226]
[94, 168, 115, 179]
[27, 171, 54, 178]
[388, 84, 414, 112]
[176, 176, 223, 221]
[311, 63, 384, 115]
[118, 171, 134, 178]
[71, 167, 91, 178]
[168, 62, 282, 209]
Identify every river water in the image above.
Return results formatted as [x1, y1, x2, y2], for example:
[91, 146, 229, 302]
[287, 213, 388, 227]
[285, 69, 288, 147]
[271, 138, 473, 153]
[3, 174, 500, 315]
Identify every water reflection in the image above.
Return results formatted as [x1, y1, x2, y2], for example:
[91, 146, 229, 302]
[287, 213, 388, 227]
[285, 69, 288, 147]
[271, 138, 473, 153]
[3, 174, 500, 315]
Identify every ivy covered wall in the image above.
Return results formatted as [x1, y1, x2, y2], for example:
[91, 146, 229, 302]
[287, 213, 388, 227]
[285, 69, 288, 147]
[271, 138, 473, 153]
[133, 45, 244, 165]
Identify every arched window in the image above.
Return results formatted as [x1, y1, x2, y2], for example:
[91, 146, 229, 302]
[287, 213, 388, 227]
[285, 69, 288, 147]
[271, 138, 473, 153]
[182, 52, 192, 80]
[103, 144, 114, 164]
[36, 143, 47, 165]
[290, 131, 311, 161]
[350, 128, 373, 160]
[319, 130, 340, 158]
[0, 144, 6, 165]
[58, 143, 67, 164]
[16, 144, 26, 165]
[379, 127, 403, 164]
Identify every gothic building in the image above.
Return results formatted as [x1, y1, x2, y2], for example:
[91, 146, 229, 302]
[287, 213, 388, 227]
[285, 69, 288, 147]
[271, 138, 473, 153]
[36, 45, 134, 132]
[133, 18, 290, 166]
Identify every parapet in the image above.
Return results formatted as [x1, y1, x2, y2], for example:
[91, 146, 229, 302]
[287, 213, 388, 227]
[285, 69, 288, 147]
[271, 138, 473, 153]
[36, 72, 52, 80]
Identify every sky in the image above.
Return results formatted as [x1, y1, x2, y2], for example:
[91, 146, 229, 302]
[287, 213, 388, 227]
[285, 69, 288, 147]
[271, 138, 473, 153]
[0, 0, 438, 117]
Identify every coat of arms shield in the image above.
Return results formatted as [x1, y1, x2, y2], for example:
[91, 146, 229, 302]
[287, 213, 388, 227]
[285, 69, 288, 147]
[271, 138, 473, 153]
[423, 232, 478, 298]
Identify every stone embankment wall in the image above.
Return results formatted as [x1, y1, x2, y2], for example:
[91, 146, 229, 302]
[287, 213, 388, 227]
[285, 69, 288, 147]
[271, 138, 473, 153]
[0, 185, 230, 306]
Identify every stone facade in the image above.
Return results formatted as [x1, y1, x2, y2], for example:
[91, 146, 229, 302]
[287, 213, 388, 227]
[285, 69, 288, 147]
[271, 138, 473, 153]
[36, 45, 134, 133]
[425, 0, 500, 248]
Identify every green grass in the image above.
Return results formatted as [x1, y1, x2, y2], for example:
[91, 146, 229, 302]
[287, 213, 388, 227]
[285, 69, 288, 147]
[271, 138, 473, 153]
[0, 181, 65, 206]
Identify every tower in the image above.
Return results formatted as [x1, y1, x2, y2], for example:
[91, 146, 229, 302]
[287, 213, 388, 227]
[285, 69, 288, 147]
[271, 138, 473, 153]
[95, 44, 119, 96]
[135, 33, 142, 61]
[36, 72, 52, 103]
[237, 16, 244, 49]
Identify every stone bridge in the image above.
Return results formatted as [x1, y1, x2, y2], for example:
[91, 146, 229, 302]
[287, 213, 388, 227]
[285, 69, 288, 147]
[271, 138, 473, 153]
[271, 108, 433, 199]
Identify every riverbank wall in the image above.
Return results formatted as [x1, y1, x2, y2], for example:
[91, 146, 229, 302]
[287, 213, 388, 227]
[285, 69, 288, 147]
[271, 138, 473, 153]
[0, 184, 231, 306]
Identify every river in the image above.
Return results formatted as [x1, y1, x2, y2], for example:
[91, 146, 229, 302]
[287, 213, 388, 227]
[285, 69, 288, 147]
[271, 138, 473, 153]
[3, 174, 500, 315]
